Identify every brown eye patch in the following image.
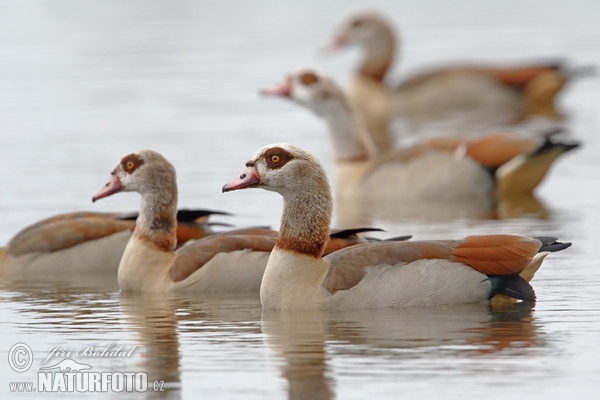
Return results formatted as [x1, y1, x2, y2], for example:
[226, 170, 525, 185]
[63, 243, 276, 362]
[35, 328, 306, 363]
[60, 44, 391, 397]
[299, 72, 319, 86]
[351, 19, 363, 28]
[264, 147, 293, 170]
[120, 153, 144, 174]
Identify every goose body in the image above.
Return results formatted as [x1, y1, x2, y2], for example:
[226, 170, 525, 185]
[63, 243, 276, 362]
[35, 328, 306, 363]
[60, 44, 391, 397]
[262, 69, 579, 201]
[90, 150, 279, 293]
[0, 209, 220, 277]
[327, 10, 591, 152]
[114, 233, 270, 293]
[92, 150, 392, 293]
[223, 143, 571, 309]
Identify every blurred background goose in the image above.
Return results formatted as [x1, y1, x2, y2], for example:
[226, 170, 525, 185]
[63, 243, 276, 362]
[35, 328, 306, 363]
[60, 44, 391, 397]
[325, 9, 593, 153]
[262, 68, 580, 202]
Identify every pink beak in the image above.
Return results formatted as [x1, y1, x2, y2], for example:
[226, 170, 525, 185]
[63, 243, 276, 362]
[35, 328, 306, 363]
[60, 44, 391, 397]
[222, 164, 260, 192]
[321, 34, 347, 52]
[260, 77, 292, 97]
[92, 174, 123, 202]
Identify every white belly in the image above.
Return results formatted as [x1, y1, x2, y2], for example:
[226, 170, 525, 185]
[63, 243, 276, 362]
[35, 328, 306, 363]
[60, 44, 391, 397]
[327, 260, 492, 309]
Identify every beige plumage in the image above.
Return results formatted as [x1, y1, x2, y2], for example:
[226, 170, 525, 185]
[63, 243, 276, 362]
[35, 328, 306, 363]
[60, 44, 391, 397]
[262, 69, 579, 201]
[92, 150, 398, 292]
[223, 143, 570, 309]
[0, 209, 221, 277]
[326, 10, 591, 153]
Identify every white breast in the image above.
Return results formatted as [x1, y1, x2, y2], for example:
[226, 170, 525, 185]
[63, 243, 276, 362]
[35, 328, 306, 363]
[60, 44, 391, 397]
[260, 249, 329, 310]
[117, 235, 173, 292]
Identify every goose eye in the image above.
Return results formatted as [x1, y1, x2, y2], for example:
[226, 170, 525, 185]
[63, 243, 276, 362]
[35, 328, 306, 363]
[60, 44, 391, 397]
[121, 153, 144, 174]
[299, 72, 318, 86]
[351, 19, 363, 28]
[271, 155, 280, 163]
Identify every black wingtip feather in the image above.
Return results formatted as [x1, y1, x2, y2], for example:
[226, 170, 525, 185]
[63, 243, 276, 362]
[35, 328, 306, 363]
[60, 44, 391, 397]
[529, 136, 581, 157]
[329, 227, 385, 239]
[534, 236, 572, 253]
[383, 235, 413, 242]
[117, 208, 232, 222]
[176, 209, 232, 221]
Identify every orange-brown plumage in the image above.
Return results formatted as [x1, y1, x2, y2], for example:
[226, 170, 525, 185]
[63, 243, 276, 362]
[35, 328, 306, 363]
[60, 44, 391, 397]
[463, 134, 538, 167]
[451, 235, 542, 275]
[174, 223, 211, 245]
[476, 64, 562, 90]
[421, 133, 539, 168]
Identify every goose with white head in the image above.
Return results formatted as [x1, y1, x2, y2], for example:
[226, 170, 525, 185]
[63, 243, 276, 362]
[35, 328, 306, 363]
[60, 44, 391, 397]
[262, 69, 580, 201]
[0, 202, 222, 278]
[92, 150, 276, 292]
[326, 10, 592, 152]
[223, 143, 571, 310]
[92, 150, 390, 292]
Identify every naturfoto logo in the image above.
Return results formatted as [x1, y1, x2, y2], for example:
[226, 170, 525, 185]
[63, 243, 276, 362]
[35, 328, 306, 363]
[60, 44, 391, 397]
[8, 343, 165, 394]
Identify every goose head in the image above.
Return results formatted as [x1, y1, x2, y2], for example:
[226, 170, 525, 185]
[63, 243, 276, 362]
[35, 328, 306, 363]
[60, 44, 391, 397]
[223, 144, 333, 257]
[326, 10, 396, 53]
[263, 69, 375, 161]
[222, 143, 330, 199]
[262, 68, 349, 119]
[92, 150, 177, 202]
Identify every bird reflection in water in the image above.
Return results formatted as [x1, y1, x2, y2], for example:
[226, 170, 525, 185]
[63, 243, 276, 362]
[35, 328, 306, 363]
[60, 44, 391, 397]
[263, 302, 540, 400]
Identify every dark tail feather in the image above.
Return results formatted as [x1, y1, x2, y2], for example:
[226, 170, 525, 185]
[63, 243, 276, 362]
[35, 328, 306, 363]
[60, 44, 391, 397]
[383, 235, 413, 242]
[176, 209, 232, 222]
[330, 228, 412, 243]
[534, 236, 573, 253]
[205, 222, 236, 228]
[490, 275, 537, 302]
[330, 227, 384, 239]
[118, 208, 232, 222]
[529, 136, 581, 157]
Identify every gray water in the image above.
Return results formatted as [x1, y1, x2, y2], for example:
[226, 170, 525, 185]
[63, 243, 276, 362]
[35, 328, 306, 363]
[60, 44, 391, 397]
[1, 0, 599, 398]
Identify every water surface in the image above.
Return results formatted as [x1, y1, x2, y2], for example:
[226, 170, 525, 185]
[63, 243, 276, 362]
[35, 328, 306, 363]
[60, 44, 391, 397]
[1, 0, 599, 398]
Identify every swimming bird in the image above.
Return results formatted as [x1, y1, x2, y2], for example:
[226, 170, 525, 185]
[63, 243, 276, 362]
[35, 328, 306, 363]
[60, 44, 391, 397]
[325, 9, 592, 153]
[92, 149, 401, 292]
[262, 68, 580, 201]
[223, 143, 571, 309]
[0, 208, 224, 277]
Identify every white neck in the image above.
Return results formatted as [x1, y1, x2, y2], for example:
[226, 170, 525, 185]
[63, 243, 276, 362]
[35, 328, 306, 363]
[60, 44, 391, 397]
[260, 248, 329, 309]
[323, 102, 375, 162]
[320, 101, 375, 198]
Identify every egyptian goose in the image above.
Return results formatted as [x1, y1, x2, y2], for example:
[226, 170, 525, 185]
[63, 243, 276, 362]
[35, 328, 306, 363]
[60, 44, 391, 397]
[326, 10, 591, 153]
[262, 69, 579, 201]
[91, 150, 399, 292]
[0, 208, 223, 277]
[222, 143, 571, 309]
